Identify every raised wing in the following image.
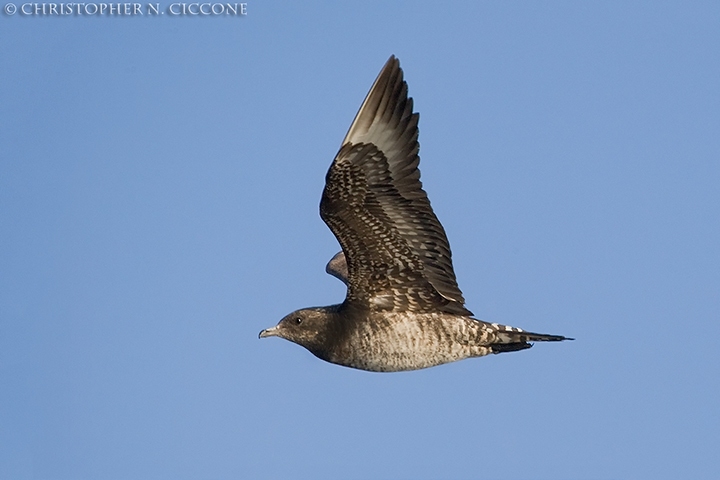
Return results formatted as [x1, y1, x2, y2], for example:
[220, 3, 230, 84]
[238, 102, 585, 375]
[320, 56, 472, 316]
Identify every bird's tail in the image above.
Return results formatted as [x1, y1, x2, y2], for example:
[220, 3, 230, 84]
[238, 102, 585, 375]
[487, 323, 573, 354]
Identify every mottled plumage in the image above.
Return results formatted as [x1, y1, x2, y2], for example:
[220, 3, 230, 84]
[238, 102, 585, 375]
[259, 56, 571, 372]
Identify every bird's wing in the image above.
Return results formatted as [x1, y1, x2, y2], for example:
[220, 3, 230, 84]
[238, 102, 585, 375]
[320, 56, 472, 316]
[325, 251, 349, 285]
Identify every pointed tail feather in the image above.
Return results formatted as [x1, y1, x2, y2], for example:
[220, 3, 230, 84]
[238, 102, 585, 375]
[523, 331, 574, 342]
[489, 324, 573, 354]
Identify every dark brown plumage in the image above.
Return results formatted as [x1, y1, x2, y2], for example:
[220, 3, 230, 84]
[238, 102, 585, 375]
[259, 56, 571, 372]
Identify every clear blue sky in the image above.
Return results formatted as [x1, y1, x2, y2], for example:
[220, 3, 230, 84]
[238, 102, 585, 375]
[1, 2, 719, 479]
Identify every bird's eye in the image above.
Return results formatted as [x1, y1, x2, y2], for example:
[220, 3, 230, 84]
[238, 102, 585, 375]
[294, 317, 303, 325]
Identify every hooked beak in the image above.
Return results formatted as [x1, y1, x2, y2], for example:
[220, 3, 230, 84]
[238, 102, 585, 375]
[258, 325, 280, 339]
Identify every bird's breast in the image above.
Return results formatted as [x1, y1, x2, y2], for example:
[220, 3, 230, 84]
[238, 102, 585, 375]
[328, 312, 489, 372]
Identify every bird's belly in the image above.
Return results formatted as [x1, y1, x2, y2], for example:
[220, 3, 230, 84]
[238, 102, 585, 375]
[331, 313, 491, 372]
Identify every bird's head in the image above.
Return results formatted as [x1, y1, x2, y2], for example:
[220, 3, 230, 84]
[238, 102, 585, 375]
[259, 307, 336, 356]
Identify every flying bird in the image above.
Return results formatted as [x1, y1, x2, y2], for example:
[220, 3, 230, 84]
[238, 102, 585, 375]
[259, 56, 571, 372]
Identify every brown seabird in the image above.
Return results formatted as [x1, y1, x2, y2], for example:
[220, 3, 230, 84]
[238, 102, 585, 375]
[259, 56, 572, 372]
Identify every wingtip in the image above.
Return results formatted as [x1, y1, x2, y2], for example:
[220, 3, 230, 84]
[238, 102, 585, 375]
[387, 55, 401, 74]
[341, 54, 407, 147]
